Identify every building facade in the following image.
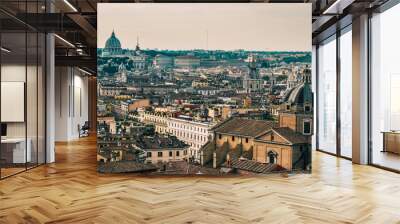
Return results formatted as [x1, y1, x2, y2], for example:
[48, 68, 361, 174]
[137, 111, 171, 134]
[144, 148, 188, 164]
[98, 84, 126, 97]
[167, 118, 213, 162]
[203, 117, 311, 172]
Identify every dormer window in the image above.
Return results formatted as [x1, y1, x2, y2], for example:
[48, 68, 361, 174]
[305, 105, 311, 112]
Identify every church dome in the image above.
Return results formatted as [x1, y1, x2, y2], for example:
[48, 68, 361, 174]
[286, 83, 312, 106]
[283, 67, 312, 106]
[105, 31, 121, 49]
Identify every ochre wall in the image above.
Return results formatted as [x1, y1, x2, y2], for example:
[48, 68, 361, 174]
[253, 142, 292, 170]
[216, 133, 254, 151]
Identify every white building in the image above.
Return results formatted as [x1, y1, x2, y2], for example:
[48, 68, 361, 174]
[167, 118, 214, 162]
[98, 84, 126, 97]
[130, 55, 146, 70]
[116, 63, 128, 83]
[136, 110, 215, 161]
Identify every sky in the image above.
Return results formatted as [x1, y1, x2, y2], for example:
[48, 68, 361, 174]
[97, 3, 311, 52]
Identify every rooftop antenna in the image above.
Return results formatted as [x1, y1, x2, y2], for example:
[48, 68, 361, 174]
[136, 35, 140, 51]
[206, 29, 208, 51]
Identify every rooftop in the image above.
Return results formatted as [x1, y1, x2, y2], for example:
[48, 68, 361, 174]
[255, 127, 310, 145]
[213, 117, 276, 137]
[136, 135, 188, 151]
[271, 127, 310, 144]
[223, 159, 285, 174]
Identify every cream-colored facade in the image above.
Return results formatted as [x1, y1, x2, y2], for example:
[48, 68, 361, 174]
[253, 132, 293, 170]
[137, 111, 171, 134]
[144, 148, 188, 164]
[98, 84, 126, 97]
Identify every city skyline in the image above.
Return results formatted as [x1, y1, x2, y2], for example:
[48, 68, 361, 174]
[97, 3, 312, 175]
[98, 3, 311, 52]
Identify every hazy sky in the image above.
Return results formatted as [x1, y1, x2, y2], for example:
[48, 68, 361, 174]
[98, 3, 311, 51]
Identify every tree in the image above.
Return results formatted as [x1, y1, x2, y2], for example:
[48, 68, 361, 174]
[143, 124, 155, 136]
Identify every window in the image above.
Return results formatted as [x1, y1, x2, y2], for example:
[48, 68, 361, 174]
[303, 121, 311, 135]
[232, 136, 235, 141]
[340, 28, 352, 158]
[245, 138, 249, 143]
[0, 12, 46, 179]
[305, 105, 311, 112]
[219, 134, 222, 139]
[147, 152, 152, 157]
[176, 151, 180, 156]
[158, 152, 163, 157]
[169, 151, 173, 157]
[370, 5, 400, 171]
[317, 36, 337, 154]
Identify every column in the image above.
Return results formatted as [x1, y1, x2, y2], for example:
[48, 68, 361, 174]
[46, 32, 55, 163]
[352, 14, 369, 164]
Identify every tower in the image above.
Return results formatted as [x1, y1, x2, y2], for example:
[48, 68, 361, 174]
[118, 63, 127, 83]
[243, 54, 262, 93]
[135, 36, 141, 52]
[248, 54, 259, 79]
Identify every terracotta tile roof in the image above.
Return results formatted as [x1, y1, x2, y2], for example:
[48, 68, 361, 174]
[223, 159, 285, 174]
[272, 127, 310, 144]
[213, 117, 276, 137]
[98, 161, 157, 173]
[136, 135, 188, 151]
